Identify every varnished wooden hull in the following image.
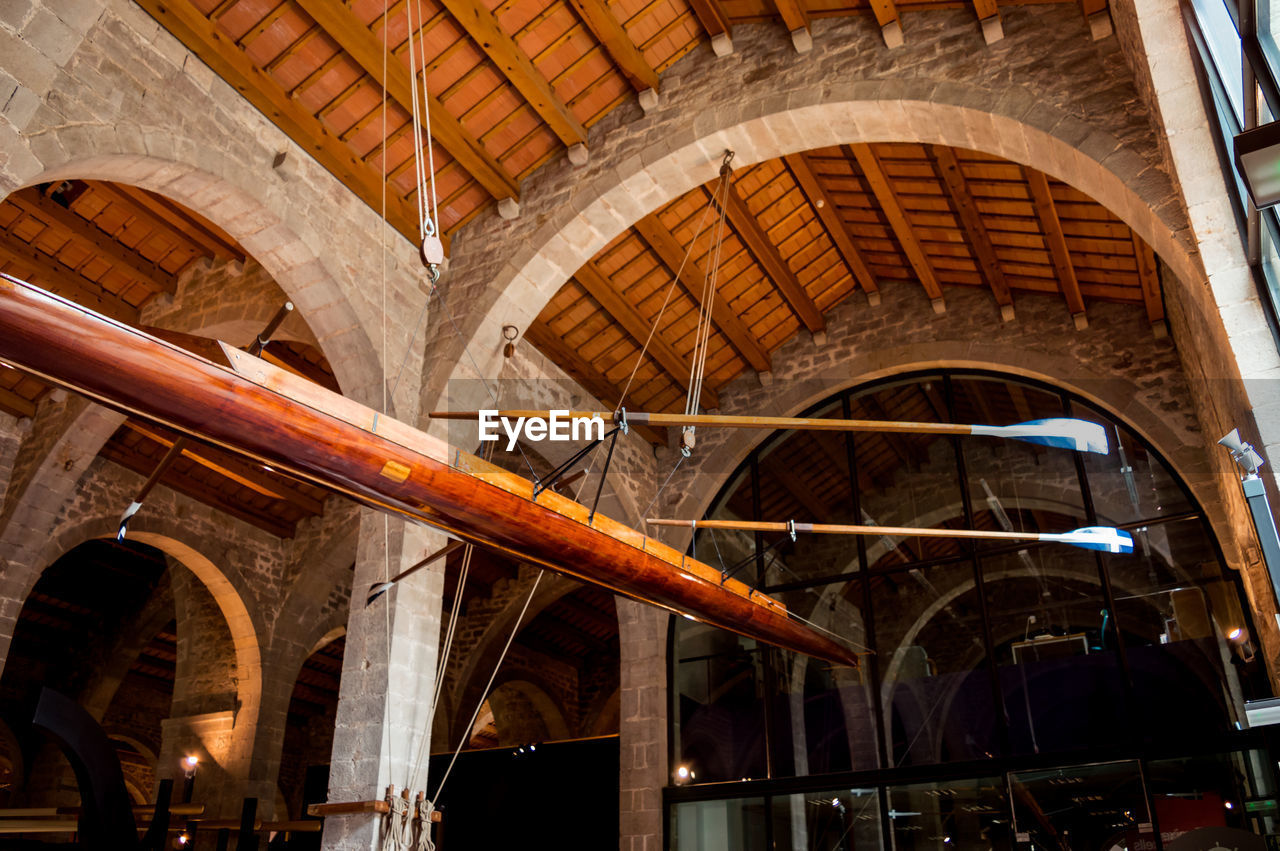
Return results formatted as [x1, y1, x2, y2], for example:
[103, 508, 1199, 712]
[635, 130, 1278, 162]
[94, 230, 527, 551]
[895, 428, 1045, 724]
[0, 275, 859, 668]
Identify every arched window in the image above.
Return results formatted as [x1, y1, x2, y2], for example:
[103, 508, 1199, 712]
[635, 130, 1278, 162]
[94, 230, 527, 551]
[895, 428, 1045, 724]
[669, 372, 1273, 849]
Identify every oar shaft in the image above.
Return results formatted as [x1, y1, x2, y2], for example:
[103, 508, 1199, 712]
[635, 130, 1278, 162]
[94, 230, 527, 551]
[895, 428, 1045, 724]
[648, 517, 1044, 543]
[430, 409, 974, 437]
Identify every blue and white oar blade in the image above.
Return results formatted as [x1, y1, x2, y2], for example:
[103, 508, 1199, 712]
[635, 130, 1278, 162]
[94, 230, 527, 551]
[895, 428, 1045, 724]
[1042, 526, 1133, 553]
[972, 418, 1109, 454]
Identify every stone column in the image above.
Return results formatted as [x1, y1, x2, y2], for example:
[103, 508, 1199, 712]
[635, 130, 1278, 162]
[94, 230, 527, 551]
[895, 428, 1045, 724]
[321, 510, 446, 851]
[618, 597, 668, 851]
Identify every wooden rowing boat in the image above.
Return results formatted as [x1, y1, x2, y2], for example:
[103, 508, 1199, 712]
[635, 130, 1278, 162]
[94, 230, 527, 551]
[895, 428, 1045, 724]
[0, 274, 858, 668]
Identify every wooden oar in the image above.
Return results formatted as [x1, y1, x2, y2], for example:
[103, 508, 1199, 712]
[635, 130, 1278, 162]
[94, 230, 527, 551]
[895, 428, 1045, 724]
[430, 410, 1110, 454]
[646, 518, 1134, 553]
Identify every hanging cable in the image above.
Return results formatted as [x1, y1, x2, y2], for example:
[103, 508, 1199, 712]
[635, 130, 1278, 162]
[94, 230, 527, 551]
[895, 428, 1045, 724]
[616, 152, 734, 415]
[430, 570, 546, 801]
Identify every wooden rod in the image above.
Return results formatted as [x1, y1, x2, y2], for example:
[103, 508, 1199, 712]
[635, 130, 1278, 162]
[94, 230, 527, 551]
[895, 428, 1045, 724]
[647, 517, 1045, 543]
[430, 409, 973, 437]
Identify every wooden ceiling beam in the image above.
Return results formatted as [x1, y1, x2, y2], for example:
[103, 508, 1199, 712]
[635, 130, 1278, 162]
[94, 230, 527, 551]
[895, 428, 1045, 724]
[868, 0, 903, 47]
[1023, 166, 1088, 329]
[783, 153, 880, 305]
[566, 0, 659, 93]
[0, 384, 36, 418]
[928, 145, 1013, 320]
[1131, 233, 1167, 337]
[970, 0, 1003, 42]
[99, 441, 297, 538]
[688, 0, 734, 54]
[7, 194, 178, 295]
[123, 420, 327, 515]
[87, 182, 244, 264]
[633, 213, 772, 373]
[438, 0, 588, 148]
[0, 240, 139, 323]
[772, 0, 812, 50]
[574, 261, 720, 410]
[716, 183, 826, 334]
[522, 325, 666, 445]
[293, 0, 518, 202]
[847, 144, 945, 312]
[133, 0, 425, 246]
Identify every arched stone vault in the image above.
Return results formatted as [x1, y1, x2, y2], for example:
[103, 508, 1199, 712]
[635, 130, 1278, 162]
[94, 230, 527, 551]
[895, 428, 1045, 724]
[424, 8, 1197, 422]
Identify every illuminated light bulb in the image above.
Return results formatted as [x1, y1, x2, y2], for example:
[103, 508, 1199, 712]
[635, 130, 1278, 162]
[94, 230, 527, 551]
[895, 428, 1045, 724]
[831, 798, 840, 808]
[1226, 801, 1235, 810]
[676, 766, 689, 779]
[185, 755, 199, 768]
[1228, 627, 1244, 641]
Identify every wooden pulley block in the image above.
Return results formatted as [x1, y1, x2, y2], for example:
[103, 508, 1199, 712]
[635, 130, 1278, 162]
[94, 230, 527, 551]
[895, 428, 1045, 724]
[420, 234, 445, 266]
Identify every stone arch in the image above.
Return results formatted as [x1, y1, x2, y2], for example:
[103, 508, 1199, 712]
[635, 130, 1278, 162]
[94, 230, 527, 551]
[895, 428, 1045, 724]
[446, 571, 581, 745]
[2, 155, 381, 405]
[21, 514, 265, 728]
[435, 87, 1196, 414]
[485, 678, 572, 744]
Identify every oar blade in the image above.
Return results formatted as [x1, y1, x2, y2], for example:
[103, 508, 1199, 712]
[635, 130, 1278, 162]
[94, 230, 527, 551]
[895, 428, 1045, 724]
[1046, 526, 1134, 553]
[975, 418, 1109, 454]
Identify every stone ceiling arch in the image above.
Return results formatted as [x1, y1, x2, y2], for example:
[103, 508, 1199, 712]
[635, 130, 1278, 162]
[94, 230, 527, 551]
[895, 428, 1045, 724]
[2, 150, 384, 408]
[435, 89, 1197, 415]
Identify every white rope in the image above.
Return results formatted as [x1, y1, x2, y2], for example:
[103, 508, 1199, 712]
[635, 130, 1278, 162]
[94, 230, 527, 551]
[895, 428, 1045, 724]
[617, 189, 720, 412]
[431, 569, 545, 800]
[386, 791, 412, 850]
[685, 168, 732, 418]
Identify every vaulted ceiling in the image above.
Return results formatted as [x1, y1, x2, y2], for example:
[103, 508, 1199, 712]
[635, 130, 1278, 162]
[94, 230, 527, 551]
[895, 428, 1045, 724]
[134, 0, 1103, 248]
[0, 179, 340, 537]
[530, 143, 1166, 420]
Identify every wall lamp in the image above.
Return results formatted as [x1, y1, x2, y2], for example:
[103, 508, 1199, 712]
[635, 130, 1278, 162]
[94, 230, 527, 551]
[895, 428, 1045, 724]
[1234, 122, 1280, 209]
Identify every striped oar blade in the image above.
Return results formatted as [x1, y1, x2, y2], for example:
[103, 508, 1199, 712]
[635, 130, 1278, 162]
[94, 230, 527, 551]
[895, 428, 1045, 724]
[1041, 526, 1134, 553]
[971, 418, 1109, 454]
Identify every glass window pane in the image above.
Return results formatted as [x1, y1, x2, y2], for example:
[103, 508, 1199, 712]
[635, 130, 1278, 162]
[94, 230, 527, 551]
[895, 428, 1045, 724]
[673, 619, 767, 784]
[671, 797, 768, 851]
[1074, 402, 1194, 524]
[852, 378, 966, 568]
[755, 400, 860, 585]
[1149, 752, 1275, 842]
[873, 562, 1000, 766]
[1112, 517, 1267, 733]
[1010, 761, 1153, 847]
[1193, 0, 1246, 125]
[885, 777, 1010, 850]
[694, 464, 756, 582]
[953, 376, 1089, 542]
[981, 549, 1131, 755]
[773, 581, 880, 774]
[771, 789, 882, 850]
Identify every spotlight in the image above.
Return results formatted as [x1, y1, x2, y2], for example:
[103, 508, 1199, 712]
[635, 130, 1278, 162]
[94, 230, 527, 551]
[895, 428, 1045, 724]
[1220, 429, 1265, 476]
[1221, 429, 1280, 625]
[1228, 627, 1244, 641]
[529, 743, 536, 751]
[177, 834, 190, 846]
[1226, 800, 1235, 810]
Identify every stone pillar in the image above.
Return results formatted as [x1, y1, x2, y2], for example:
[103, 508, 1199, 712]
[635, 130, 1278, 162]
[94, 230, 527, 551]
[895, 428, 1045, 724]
[618, 598, 667, 851]
[321, 510, 446, 851]
[0, 410, 27, 512]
